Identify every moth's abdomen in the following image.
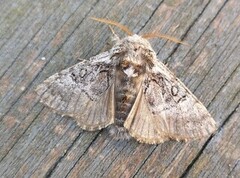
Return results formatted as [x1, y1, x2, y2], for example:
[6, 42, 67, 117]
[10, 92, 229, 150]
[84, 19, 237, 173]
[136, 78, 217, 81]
[115, 90, 137, 125]
[115, 66, 143, 125]
[110, 76, 139, 140]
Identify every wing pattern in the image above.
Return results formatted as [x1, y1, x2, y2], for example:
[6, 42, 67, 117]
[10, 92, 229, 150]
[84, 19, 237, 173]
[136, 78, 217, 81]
[124, 62, 216, 144]
[36, 52, 115, 130]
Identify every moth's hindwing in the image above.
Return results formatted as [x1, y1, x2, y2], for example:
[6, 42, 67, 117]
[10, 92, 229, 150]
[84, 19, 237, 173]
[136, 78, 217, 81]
[36, 52, 115, 131]
[124, 62, 216, 144]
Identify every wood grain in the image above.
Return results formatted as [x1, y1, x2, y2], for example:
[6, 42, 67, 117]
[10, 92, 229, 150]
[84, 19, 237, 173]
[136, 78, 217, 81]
[0, 0, 239, 177]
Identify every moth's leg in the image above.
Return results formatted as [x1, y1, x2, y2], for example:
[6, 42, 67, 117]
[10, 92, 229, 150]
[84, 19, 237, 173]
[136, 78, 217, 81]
[77, 58, 87, 62]
[108, 25, 120, 43]
[100, 25, 120, 52]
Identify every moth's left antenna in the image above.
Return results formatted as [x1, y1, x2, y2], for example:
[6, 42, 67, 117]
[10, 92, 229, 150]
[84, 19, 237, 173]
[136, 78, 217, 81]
[90, 17, 133, 36]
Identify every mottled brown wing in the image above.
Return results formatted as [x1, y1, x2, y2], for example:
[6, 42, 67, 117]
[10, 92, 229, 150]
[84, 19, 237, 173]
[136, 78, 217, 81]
[124, 62, 216, 144]
[36, 52, 115, 131]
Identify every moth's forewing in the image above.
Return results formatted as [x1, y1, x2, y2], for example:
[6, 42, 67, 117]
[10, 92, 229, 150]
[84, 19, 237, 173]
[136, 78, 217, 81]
[124, 61, 216, 144]
[36, 52, 115, 131]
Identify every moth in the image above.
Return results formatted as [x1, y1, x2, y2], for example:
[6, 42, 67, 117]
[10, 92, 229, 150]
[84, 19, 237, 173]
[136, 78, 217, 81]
[36, 18, 216, 144]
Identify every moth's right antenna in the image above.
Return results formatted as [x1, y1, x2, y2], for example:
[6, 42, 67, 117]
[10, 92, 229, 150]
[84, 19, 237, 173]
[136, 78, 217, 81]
[142, 33, 189, 46]
[90, 17, 133, 36]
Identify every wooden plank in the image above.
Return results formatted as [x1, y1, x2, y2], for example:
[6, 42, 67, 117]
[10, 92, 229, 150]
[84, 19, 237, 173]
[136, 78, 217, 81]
[0, 0, 61, 77]
[0, 0, 34, 48]
[0, 0, 100, 160]
[0, 0, 239, 177]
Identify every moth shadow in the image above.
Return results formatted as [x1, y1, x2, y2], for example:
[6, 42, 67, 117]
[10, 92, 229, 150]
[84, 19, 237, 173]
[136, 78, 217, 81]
[91, 128, 156, 153]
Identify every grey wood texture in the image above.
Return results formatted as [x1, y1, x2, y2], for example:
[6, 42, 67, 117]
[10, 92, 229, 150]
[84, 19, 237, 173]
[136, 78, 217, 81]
[0, 0, 239, 177]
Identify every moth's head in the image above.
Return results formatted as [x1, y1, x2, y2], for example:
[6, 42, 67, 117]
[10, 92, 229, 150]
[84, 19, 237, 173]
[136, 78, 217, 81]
[114, 34, 154, 53]
[111, 34, 157, 67]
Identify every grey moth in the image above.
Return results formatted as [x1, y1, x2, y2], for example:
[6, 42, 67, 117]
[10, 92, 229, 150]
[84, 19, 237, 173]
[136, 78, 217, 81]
[36, 18, 216, 144]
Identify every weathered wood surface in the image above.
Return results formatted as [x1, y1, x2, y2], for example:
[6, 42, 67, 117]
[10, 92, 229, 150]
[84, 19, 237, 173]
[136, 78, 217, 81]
[0, 0, 239, 177]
